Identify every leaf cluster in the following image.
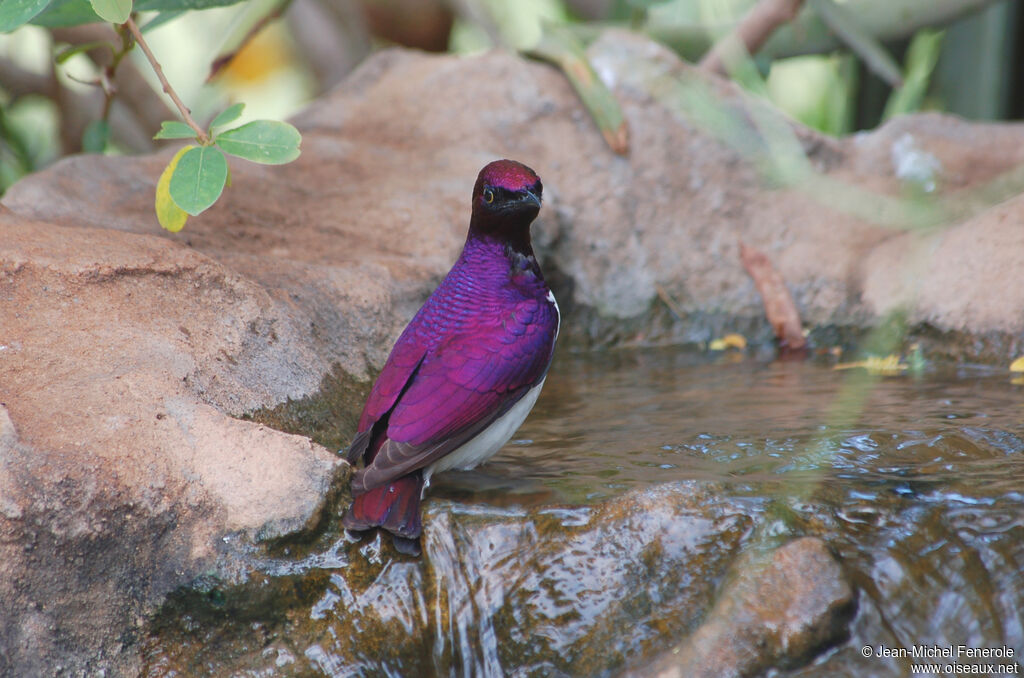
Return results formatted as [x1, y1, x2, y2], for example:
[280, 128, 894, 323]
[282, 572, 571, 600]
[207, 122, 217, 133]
[0, 0, 246, 33]
[153, 103, 301, 231]
[2, 0, 303, 232]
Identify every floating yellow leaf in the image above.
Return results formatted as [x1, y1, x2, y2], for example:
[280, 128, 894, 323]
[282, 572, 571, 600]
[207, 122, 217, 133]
[709, 333, 748, 351]
[155, 146, 190, 232]
[1010, 356, 1024, 373]
[834, 354, 906, 375]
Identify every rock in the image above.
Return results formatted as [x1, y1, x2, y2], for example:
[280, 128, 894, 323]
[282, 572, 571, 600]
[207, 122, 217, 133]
[0, 214, 349, 675]
[0, 27, 1021, 676]
[622, 537, 855, 678]
[144, 483, 757, 676]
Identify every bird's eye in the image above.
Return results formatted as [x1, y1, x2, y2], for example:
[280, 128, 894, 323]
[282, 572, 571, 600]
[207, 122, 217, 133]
[483, 188, 495, 204]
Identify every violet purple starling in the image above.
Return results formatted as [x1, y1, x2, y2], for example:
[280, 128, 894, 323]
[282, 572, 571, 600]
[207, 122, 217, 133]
[342, 160, 559, 555]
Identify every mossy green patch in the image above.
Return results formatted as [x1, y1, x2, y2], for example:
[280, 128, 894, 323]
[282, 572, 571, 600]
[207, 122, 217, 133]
[243, 363, 371, 453]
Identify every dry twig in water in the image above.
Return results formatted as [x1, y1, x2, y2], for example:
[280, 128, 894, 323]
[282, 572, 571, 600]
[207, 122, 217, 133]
[740, 242, 807, 356]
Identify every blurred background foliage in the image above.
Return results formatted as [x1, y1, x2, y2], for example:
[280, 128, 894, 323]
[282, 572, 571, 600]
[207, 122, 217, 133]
[0, 0, 1020, 195]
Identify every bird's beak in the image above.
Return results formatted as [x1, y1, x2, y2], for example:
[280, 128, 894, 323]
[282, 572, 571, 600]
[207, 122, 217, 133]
[522, 189, 541, 209]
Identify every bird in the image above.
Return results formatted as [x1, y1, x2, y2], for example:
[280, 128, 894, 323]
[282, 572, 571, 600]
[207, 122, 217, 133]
[342, 159, 559, 555]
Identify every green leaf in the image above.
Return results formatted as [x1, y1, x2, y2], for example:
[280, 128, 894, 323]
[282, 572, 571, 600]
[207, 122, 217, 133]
[168, 145, 228, 215]
[82, 120, 110, 153]
[214, 120, 301, 165]
[153, 120, 198, 140]
[209, 103, 244, 131]
[527, 26, 628, 154]
[30, 0, 101, 27]
[883, 29, 945, 120]
[139, 8, 183, 31]
[156, 146, 190, 232]
[810, 0, 902, 88]
[135, 0, 246, 10]
[0, 0, 52, 33]
[88, 0, 131, 23]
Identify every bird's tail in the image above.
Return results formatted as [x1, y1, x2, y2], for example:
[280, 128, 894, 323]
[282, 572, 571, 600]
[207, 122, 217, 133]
[343, 471, 424, 554]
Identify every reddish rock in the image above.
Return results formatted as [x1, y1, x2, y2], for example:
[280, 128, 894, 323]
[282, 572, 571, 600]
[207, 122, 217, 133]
[0, 215, 348, 675]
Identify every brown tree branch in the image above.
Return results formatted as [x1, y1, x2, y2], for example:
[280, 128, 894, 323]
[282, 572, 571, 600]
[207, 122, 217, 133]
[123, 16, 210, 144]
[698, 0, 806, 76]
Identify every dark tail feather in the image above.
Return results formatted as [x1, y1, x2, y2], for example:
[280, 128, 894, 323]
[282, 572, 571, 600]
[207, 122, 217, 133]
[343, 471, 424, 541]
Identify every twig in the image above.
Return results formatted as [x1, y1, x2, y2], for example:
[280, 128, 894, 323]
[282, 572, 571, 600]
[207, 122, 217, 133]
[654, 283, 686, 321]
[52, 25, 173, 139]
[123, 16, 210, 144]
[700, 0, 806, 76]
[739, 242, 807, 357]
[4, 54, 149, 153]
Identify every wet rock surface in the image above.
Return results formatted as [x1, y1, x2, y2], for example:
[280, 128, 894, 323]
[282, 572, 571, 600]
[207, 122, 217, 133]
[143, 483, 757, 676]
[623, 537, 855, 678]
[1, 29, 1023, 676]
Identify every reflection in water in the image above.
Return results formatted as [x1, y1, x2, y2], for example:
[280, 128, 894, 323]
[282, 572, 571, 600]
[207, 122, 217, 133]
[144, 348, 1024, 676]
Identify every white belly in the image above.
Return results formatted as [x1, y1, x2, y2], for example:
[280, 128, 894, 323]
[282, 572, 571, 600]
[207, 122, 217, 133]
[424, 290, 558, 487]
[425, 377, 546, 484]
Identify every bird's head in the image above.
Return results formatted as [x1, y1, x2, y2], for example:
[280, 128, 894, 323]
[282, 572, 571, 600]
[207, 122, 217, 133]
[470, 160, 543, 249]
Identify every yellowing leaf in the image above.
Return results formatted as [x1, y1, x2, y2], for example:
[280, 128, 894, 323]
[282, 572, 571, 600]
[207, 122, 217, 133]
[1010, 356, 1024, 373]
[709, 333, 748, 351]
[155, 146, 190, 233]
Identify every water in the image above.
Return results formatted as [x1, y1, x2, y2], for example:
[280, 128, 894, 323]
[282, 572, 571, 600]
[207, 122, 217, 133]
[143, 348, 1024, 676]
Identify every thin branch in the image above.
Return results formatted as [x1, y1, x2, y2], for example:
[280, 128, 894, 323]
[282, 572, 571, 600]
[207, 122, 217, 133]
[123, 16, 210, 144]
[2, 54, 150, 153]
[700, 0, 805, 76]
[654, 283, 686, 321]
[52, 25, 174, 138]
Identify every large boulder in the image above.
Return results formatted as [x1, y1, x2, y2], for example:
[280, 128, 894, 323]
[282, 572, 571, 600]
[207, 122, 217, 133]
[0, 215, 349, 675]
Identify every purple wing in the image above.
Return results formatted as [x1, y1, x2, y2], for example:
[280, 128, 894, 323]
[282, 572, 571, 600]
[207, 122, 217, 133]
[351, 296, 556, 492]
[344, 323, 426, 465]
